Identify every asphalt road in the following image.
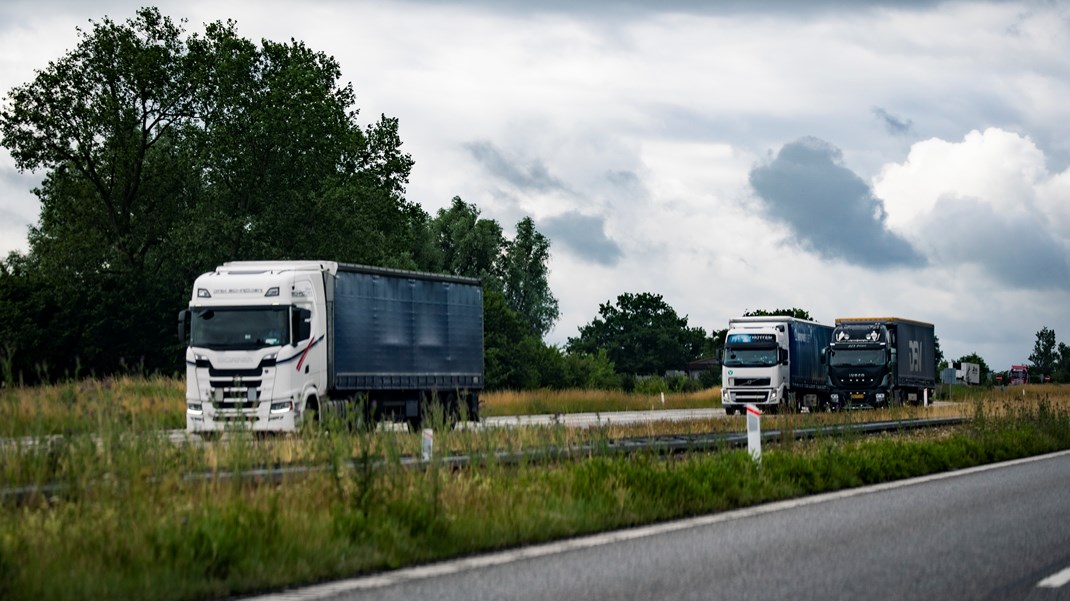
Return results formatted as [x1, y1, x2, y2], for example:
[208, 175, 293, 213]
[251, 449, 1070, 601]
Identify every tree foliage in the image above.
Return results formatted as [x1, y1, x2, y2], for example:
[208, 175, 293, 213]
[567, 292, 707, 376]
[427, 197, 504, 281]
[0, 9, 418, 380]
[1029, 326, 1058, 381]
[1055, 343, 1070, 384]
[742, 307, 813, 321]
[499, 217, 560, 338]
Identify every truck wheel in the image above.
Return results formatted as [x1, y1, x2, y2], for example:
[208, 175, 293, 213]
[444, 393, 462, 430]
[461, 391, 480, 423]
[724, 407, 735, 416]
[306, 395, 321, 425]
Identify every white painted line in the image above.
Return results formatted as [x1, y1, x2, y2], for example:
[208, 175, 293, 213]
[248, 449, 1070, 600]
[1038, 566, 1070, 588]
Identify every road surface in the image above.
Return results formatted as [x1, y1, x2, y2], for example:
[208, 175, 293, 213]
[250, 449, 1070, 601]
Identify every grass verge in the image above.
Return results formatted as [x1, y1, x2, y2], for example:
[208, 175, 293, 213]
[1, 390, 1069, 600]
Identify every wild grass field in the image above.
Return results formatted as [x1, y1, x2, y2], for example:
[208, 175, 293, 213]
[1, 379, 1067, 601]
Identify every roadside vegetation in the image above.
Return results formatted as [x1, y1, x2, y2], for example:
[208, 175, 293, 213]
[0, 375, 720, 438]
[2, 379, 1069, 601]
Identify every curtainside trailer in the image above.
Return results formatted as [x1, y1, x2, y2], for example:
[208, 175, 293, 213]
[178, 261, 484, 434]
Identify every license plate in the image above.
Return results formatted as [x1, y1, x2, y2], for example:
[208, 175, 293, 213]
[851, 393, 864, 399]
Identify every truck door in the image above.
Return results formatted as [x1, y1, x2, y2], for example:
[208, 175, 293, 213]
[293, 278, 327, 392]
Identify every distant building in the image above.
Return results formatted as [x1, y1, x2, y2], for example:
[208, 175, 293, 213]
[687, 356, 721, 380]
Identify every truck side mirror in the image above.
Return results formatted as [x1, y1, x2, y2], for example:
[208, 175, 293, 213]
[779, 348, 788, 364]
[177, 310, 190, 343]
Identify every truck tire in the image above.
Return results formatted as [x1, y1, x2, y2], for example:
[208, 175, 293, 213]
[462, 391, 480, 423]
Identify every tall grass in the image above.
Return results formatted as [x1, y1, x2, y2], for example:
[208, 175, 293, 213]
[0, 374, 184, 437]
[2, 386, 1070, 600]
[481, 386, 721, 416]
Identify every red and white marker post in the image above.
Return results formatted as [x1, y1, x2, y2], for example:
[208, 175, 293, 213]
[746, 404, 762, 463]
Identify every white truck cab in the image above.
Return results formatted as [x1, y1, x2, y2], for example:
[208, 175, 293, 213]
[180, 261, 332, 433]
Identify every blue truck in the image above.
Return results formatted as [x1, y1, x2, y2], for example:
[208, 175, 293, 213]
[720, 316, 834, 414]
[827, 317, 935, 409]
[179, 261, 484, 433]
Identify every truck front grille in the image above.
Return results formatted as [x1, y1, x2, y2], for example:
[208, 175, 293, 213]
[729, 390, 770, 403]
[209, 380, 262, 409]
[214, 400, 258, 411]
[731, 377, 771, 387]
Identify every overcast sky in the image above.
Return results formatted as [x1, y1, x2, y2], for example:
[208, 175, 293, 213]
[3, 0, 1070, 372]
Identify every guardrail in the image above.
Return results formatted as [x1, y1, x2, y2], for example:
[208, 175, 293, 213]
[1, 417, 967, 505]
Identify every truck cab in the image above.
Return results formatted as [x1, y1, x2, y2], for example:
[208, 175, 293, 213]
[827, 323, 891, 409]
[827, 317, 935, 409]
[179, 262, 331, 433]
[721, 323, 789, 414]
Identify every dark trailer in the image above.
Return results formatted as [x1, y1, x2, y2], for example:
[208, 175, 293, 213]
[328, 264, 484, 423]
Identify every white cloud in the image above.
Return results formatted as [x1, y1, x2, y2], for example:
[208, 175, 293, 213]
[876, 128, 1048, 231]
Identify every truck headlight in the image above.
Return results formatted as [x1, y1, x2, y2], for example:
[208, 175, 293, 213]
[187, 402, 203, 415]
[830, 393, 839, 402]
[875, 393, 886, 403]
[270, 401, 293, 414]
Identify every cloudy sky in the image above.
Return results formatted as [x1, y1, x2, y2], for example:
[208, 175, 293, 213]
[3, 0, 1070, 372]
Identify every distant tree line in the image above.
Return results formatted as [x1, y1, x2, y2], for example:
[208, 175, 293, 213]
[941, 326, 1070, 386]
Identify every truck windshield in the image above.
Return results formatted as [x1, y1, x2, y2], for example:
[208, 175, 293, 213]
[723, 348, 778, 368]
[830, 349, 885, 368]
[190, 307, 289, 350]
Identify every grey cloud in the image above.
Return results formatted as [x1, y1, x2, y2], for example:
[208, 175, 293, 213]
[749, 136, 925, 268]
[919, 196, 1070, 290]
[605, 169, 648, 203]
[464, 141, 568, 193]
[541, 211, 623, 267]
[872, 107, 913, 135]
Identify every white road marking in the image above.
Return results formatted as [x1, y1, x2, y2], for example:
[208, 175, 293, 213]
[247, 448, 1070, 600]
[1038, 566, 1070, 588]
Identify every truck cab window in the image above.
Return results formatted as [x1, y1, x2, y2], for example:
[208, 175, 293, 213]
[190, 307, 290, 350]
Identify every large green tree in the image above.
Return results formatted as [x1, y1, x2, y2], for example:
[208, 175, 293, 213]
[567, 292, 707, 376]
[1029, 326, 1058, 382]
[0, 8, 420, 379]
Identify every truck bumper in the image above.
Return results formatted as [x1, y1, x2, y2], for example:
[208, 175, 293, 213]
[721, 388, 781, 414]
[186, 396, 302, 433]
[829, 390, 886, 410]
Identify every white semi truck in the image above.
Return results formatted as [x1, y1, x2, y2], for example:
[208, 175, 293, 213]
[720, 316, 833, 415]
[178, 261, 484, 434]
